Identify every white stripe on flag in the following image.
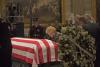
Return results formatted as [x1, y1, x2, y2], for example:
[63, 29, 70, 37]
[12, 41, 37, 49]
[13, 49, 34, 59]
[46, 40, 56, 62]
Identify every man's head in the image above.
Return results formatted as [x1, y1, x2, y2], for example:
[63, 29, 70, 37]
[76, 16, 87, 26]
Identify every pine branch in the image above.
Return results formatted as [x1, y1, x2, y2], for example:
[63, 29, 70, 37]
[67, 36, 95, 59]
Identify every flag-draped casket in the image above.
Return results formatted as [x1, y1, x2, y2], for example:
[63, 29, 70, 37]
[11, 37, 59, 67]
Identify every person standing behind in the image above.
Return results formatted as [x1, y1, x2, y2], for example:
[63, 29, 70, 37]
[0, 18, 12, 67]
[29, 23, 45, 39]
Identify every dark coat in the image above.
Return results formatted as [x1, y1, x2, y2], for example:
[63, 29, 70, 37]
[83, 23, 98, 38]
[83, 23, 100, 67]
[95, 26, 100, 67]
[30, 25, 45, 39]
[0, 22, 12, 67]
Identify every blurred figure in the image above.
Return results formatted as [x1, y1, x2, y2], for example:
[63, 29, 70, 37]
[8, 4, 19, 23]
[56, 23, 61, 32]
[84, 14, 96, 23]
[10, 23, 17, 37]
[78, 15, 97, 37]
[0, 18, 12, 67]
[29, 23, 45, 39]
[45, 26, 61, 42]
[74, 15, 84, 26]
[93, 23, 100, 67]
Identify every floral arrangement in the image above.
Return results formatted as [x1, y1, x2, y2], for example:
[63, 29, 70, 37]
[59, 24, 96, 67]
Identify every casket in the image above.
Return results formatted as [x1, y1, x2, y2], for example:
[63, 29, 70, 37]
[11, 37, 60, 67]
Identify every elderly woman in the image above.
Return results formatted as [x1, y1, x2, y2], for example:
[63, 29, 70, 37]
[45, 26, 61, 42]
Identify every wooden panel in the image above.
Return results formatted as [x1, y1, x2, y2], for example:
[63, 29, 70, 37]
[91, 0, 96, 19]
[0, 0, 6, 17]
[61, 0, 66, 24]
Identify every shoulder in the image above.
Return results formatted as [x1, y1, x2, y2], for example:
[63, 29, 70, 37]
[0, 22, 9, 32]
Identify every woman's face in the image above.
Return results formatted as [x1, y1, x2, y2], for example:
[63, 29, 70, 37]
[48, 31, 56, 38]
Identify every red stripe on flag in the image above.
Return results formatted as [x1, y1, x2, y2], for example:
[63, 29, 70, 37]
[53, 42, 58, 61]
[41, 39, 51, 62]
[12, 45, 34, 53]
[12, 53, 33, 64]
[32, 41, 44, 64]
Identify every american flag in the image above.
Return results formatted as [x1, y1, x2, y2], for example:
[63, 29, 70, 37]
[11, 37, 59, 67]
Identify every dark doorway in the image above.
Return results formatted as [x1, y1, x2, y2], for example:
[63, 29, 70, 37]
[96, 0, 100, 23]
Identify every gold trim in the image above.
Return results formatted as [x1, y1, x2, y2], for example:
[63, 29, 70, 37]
[61, 0, 66, 24]
[91, 0, 96, 19]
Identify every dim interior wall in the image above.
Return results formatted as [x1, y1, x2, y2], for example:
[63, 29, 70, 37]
[61, 0, 96, 24]
[0, 0, 6, 17]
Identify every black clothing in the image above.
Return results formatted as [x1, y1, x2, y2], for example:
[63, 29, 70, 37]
[83, 23, 98, 38]
[83, 23, 100, 67]
[95, 26, 100, 67]
[0, 22, 12, 67]
[30, 25, 45, 39]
